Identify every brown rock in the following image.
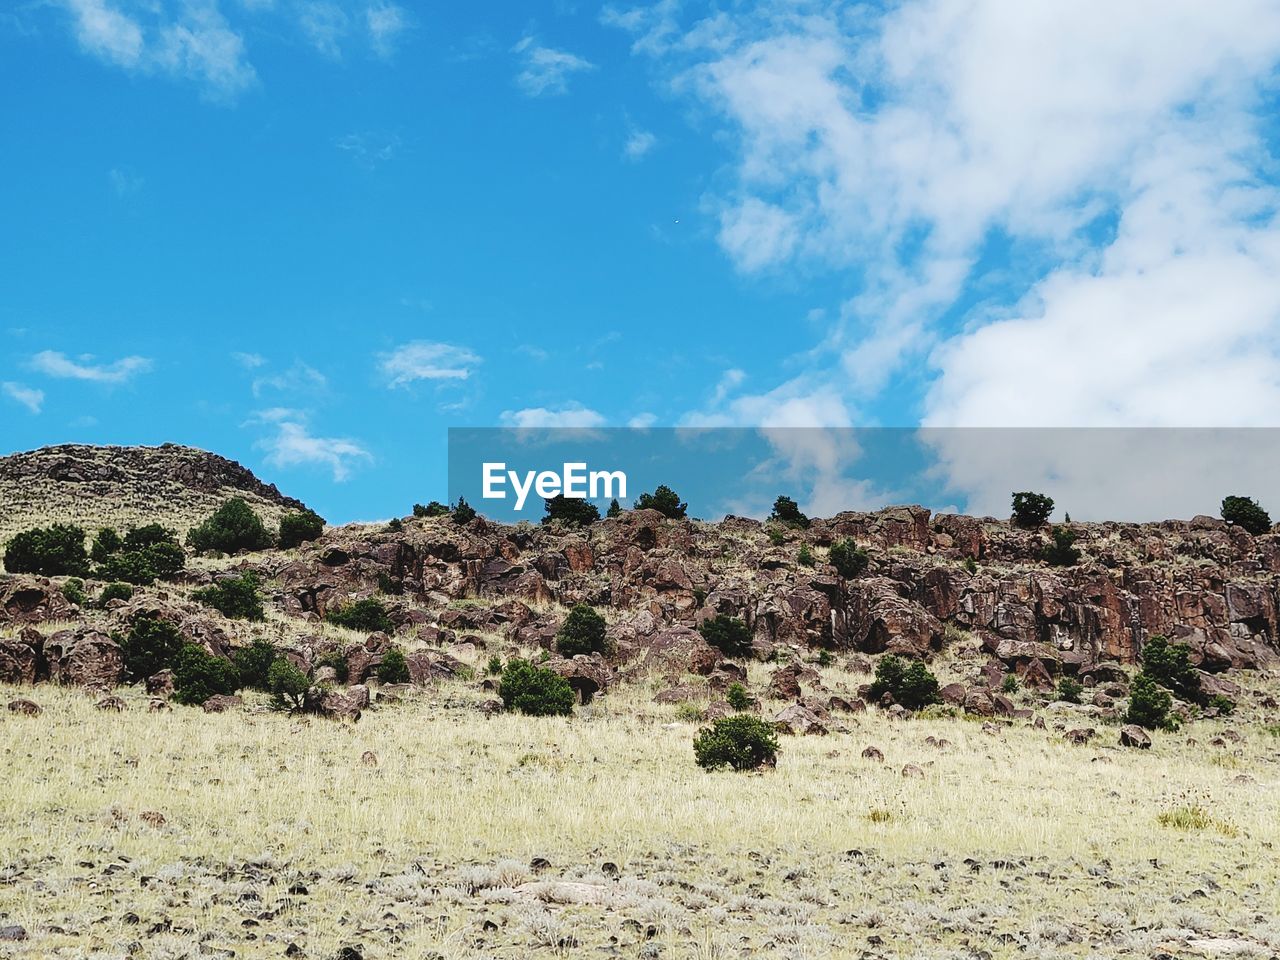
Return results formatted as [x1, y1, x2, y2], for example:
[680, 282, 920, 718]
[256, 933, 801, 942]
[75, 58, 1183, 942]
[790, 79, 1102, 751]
[1119, 724, 1152, 749]
[360, 750, 379, 767]
[0, 576, 73, 624]
[0, 628, 40, 684]
[861, 745, 885, 762]
[7, 698, 40, 716]
[42, 628, 124, 687]
[95, 696, 126, 712]
[1064, 727, 1096, 745]
[202, 694, 242, 713]
[773, 703, 828, 735]
[146, 670, 175, 696]
[901, 763, 925, 779]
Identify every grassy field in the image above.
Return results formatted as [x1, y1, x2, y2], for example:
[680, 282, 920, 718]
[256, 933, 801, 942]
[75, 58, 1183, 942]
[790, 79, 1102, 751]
[2, 681, 1278, 959]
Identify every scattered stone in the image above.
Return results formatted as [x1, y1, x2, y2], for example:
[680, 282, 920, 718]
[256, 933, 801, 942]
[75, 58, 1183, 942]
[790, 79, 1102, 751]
[1065, 728, 1096, 745]
[202, 695, 242, 713]
[773, 703, 828, 736]
[1119, 725, 1152, 749]
[360, 750, 379, 767]
[901, 763, 925, 779]
[7, 698, 40, 716]
[861, 746, 885, 762]
[0, 925, 27, 942]
[95, 695, 126, 712]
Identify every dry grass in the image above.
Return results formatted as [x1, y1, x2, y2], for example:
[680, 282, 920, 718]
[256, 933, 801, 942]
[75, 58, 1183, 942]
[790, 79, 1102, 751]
[1, 682, 1279, 958]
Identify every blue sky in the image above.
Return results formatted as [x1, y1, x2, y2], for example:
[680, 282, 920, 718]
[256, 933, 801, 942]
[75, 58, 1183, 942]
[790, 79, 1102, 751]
[5, 1, 1280, 524]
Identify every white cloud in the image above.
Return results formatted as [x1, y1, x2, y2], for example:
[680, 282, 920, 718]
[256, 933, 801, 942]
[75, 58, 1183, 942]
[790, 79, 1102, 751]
[108, 167, 143, 196]
[254, 412, 371, 482]
[336, 131, 399, 167]
[623, 128, 656, 161]
[500, 405, 608, 429]
[30, 350, 152, 384]
[59, 0, 256, 100]
[379, 341, 480, 387]
[251, 361, 328, 398]
[365, 2, 407, 58]
[232, 351, 266, 369]
[627, 412, 658, 428]
[512, 36, 595, 97]
[298, 1, 347, 58]
[611, 0, 1280, 420]
[2, 382, 43, 414]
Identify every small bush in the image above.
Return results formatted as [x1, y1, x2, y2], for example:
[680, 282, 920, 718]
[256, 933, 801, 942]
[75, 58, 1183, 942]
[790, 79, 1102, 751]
[557, 604, 608, 657]
[1041, 526, 1081, 566]
[726, 682, 751, 712]
[192, 572, 264, 621]
[317, 650, 349, 683]
[963, 556, 978, 574]
[279, 509, 325, 549]
[124, 524, 179, 551]
[797, 544, 815, 567]
[119, 615, 185, 680]
[767, 528, 785, 547]
[1000, 673, 1020, 694]
[61, 578, 86, 606]
[486, 655, 503, 676]
[1125, 672, 1174, 730]
[828, 538, 869, 579]
[1207, 693, 1236, 714]
[1141, 634, 1201, 703]
[268, 657, 311, 711]
[542, 495, 601, 528]
[698, 615, 753, 659]
[452, 497, 477, 524]
[1221, 495, 1271, 535]
[386, 517, 403, 532]
[816, 649, 835, 668]
[1011, 492, 1054, 528]
[867, 654, 941, 711]
[1056, 676, 1084, 704]
[498, 658, 575, 716]
[376, 647, 411, 684]
[232, 638, 279, 691]
[98, 581, 134, 607]
[91, 528, 122, 562]
[3, 523, 89, 576]
[413, 501, 450, 518]
[634, 484, 687, 518]
[172, 644, 240, 706]
[326, 598, 394, 634]
[693, 715, 779, 771]
[606, 499, 621, 518]
[769, 495, 810, 529]
[186, 497, 274, 554]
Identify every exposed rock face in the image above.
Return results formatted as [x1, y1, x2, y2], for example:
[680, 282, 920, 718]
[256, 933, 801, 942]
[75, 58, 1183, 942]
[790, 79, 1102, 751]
[0, 628, 40, 684]
[0, 577, 72, 624]
[41, 629, 124, 687]
[1119, 725, 1153, 749]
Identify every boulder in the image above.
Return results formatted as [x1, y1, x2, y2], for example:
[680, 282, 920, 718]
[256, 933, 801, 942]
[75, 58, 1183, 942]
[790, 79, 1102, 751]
[7, 698, 41, 716]
[202, 694, 242, 713]
[41, 629, 123, 687]
[773, 703, 828, 735]
[0, 628, 40, 684]
[1119, 724, 1152, 749]
[0, 576, 73, 624]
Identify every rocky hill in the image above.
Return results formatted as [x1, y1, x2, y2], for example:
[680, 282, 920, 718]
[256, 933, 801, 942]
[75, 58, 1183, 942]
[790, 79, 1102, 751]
[0, 444, 308, 546]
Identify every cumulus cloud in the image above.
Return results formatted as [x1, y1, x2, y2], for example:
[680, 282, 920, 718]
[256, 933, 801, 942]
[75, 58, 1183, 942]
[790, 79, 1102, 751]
[2, 382, 43, 414]
[500, 404, 608, 429]
[30, 350, 152, 383]
[298, 0, 347, 58]
[253, 409, 371, 481]
[59, 0, 256, 100]
[512, 37, 595, 97]
[379, 341, 480, 387]
[251, 361, 328, 398]
[623, 128, 656, 161]
[365, 2, 408, 58]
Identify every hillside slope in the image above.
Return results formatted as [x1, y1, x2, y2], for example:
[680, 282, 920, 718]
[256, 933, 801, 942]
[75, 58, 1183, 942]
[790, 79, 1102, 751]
[0, 443, 307, 546]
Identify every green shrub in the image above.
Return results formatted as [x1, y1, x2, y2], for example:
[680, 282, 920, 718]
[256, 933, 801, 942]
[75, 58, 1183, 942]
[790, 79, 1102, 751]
[119, 615, 185, 680]
[797, 544, 815, 567]
[767, 528, 785, 547]
[867, 654, 941, 711]
[193, 572, 264, 621]
[124, 524, 179, 551]
[1056, 676, 1084, 704]
[326, 598, 394, 633]
[1221, 495, 1271, 535]
[1141, 634, 1201, 703]
[376, 647, 411, 684]
[172, 644, 240, 706]
[233, 639, 280, 691]
[386, 517, 403, 532]
[816, 649, 835, 668]
[91, 528, 122, 562]
[486, 655, 503, 676]
[452, 497, 477, 524]
[634, 484, 687, 518]
[61, 578, 86, 606]
[963, 557, 978, 574]
[1000, 673, 1020, 694]
[769, 495, 810, 529]
[1126, 672, 1174, 730]
[557, 604, 608, 657]
[1208, 693, 1236, 715]
[1041, 526, 1080, 566]
[498, 658, 575, 716]
[317, 650, 349, 682]
[726, 682, 751, 711]
[268, 657, 311, 711]
[98, 582, 134, 607]
[828, 538, 869, 579]
[606, 499, 621, 518]
[3, 523, 89, 576]
[693, 715, 779, 771]
[1011, 492, 1054, 528]
[698, 615, 753, 659]
[413, 501, 450, 518]
[279, 509, 325, 549]
[542, 495, 601, 528]
[186, 497, 274, 554]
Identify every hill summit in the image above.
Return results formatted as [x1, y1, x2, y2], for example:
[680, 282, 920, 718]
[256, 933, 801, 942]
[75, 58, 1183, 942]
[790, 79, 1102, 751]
[0, 443, 308, 544]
